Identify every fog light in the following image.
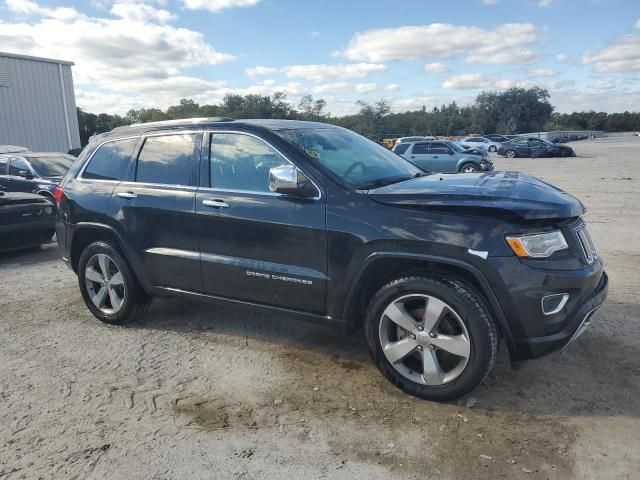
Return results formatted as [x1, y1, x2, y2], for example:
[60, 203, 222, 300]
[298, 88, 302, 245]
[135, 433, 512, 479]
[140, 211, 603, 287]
[541, 293, 569, 315]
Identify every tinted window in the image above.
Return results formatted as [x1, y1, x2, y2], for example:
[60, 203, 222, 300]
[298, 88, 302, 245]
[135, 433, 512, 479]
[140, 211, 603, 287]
[0, 157, 8, 174]
[431, 142, 452, 154]
[393, 143, 410, 154]
[9, 158, 30, 176]
[513, 138, 528, 145]
[411, 143, 429, 154]
[27, 155, 74, 177]
[136, 134, 196, 186]
[210, 133, 289, 192]
[83, 138, 137, 181]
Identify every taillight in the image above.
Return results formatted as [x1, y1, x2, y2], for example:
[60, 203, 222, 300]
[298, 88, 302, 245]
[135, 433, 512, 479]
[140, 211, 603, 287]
[53, 186, 64, 205]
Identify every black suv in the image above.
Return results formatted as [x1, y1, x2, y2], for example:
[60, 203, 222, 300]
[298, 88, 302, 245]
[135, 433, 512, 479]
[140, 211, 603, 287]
[55, 118, 607, 401]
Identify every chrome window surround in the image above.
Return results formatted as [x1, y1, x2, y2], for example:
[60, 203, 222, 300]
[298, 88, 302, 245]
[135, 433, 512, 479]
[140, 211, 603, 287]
[204, 130, 322, 200]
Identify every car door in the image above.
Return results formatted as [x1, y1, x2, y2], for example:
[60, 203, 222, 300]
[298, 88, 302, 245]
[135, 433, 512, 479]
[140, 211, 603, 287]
[109, 131, 202, 292]
[528, 139, 548, 158]
[407, 142, 430, 171]
[196, 130, 328, 314]
[511, 138, 531, 156]
[429, 142, 456, 172]
[6, 157, 36, 193]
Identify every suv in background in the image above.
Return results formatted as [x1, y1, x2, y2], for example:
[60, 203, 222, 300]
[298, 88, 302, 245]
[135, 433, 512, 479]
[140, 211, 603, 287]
[55, 118, 607, 401]
[393, 140, 492, 173]
[0, 152, 75, 199]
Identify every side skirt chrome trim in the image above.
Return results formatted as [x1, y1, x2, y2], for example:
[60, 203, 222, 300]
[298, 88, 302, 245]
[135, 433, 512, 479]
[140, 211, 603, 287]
[153, 286, 338, 323]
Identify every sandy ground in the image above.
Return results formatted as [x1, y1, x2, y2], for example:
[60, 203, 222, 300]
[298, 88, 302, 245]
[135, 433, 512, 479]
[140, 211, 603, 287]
[1, 136, 639, 480]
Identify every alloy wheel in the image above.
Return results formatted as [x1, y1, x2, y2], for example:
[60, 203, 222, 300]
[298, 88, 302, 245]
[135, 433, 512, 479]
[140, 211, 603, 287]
[378, 294, 471, 386]
[505, 150, 516, 158]
[84, 253, 126, 315]
[462, 165, 478, 173]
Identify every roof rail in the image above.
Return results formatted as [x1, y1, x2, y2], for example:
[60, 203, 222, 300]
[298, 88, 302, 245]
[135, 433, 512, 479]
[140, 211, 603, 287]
[111, 117, 234, 131]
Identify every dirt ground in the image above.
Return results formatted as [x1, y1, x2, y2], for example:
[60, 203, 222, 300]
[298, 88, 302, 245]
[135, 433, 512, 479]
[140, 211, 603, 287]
[1, 136, 639, 480]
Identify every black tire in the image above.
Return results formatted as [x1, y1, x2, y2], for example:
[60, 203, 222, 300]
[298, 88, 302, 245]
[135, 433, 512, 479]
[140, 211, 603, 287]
[504, 150, 517, 158]
[77, 240, 150, 325]
[459, 162, 479, 173]
[489, 145, 497, 152]
[364, 274, 498, 401]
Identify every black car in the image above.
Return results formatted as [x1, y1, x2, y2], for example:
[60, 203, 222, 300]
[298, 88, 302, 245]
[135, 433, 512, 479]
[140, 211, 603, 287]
[55, 118, 607, 401]
[0, 191, 56, 253]
[497, 137, 576, 158]
[0, 152, 75, 199]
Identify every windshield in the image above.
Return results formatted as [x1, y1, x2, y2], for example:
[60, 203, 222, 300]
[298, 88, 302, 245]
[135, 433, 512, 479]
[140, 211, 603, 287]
[276, 127, 423, 189]
[27, 155, 74, 177]
[448, 141, 465, 153]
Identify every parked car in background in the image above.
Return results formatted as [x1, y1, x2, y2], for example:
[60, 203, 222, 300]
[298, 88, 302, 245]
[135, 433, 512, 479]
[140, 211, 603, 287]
[68, 147, 84, 157]
[0, 191, 55, 253]
[0, 145, 29, 154]
[498, 137, 576, 158]
[458, 136, 501, 152]
[0, 152, 75, 199]
[393, 140, 493, 173]
[55, 118, 607, 401]
[395, 136, 435, 144]
[483, 134, 511, 143]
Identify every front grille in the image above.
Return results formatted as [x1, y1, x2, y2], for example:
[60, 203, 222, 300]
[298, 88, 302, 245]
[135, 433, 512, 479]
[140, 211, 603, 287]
[574, 222, 598, 264]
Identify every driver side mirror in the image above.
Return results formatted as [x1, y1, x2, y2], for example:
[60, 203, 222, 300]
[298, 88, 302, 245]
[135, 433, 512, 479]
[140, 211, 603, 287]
[17, 169, 33, 179]
[269, 165, 317, 198]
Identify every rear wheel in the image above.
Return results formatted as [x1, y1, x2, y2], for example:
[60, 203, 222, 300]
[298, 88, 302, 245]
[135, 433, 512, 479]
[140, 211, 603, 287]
[365, 274, 498, 401]
[504, 150, 516, 158]
[460, 162, 479, 173]
[77, 241, 150, 325]
[488, 145, 497, 152]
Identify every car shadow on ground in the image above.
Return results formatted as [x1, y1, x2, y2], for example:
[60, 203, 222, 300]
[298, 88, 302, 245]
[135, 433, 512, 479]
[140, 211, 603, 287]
[0, 241, 59, 267]
[130, 297, 640, 419]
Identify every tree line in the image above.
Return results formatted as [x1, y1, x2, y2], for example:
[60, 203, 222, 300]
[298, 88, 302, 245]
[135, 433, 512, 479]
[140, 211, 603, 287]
[77, 87, 640, 146]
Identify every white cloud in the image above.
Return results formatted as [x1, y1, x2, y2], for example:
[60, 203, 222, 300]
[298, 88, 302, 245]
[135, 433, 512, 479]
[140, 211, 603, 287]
[425, 62, 448, 74]
[182, 0, 260, 13]
[442, 73, 491, 90]
[635, 18, 640, 30]
[582, 34, 640, 73]
[538, 0, 553, 7]
[355, 83, 378, 93]
[555, 53, 571, 63]
[110, 2, 176, 24]
[311, 82, 353, 94]
[245, 66, 277, 77]
[386, 83, 400, 91]
[589, 80, 615, 89]
[338, 23, 540, 65]
[281, 63, 386, 82]
[529, 68, 556, 77]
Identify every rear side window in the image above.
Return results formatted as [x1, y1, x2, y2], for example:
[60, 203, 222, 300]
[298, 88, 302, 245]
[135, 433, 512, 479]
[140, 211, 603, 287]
[135, 134, 197, 186]
[411, 143, 429, 154]
[83, 138, 138, 181]
[393, 143, 410, 154]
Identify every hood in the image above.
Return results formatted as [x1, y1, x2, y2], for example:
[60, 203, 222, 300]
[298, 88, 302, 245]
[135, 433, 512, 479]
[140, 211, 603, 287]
[0, 191, 52, 207]
[368, 171, 585, 220]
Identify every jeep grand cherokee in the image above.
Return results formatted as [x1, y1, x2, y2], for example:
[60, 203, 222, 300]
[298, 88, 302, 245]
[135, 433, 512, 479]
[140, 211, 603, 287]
[54, 118, 608, 401]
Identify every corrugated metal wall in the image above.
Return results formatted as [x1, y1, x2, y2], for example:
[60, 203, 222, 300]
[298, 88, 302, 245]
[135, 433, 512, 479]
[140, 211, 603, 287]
[0, 54, 81, 152]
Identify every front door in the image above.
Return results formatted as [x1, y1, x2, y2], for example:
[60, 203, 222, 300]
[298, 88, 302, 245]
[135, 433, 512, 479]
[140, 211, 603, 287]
[6, 157, 35, 193]
[196, 131, 328, 314]
[429, 142, 456, 172]
[109, 132, 202, 292]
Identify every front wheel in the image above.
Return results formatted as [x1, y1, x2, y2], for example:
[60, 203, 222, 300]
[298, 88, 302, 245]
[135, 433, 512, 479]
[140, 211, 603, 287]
[460, 162, 479, 173]
[77, 241, 150, 325]
[365, 275, 498, 401]
[489, 145, 497, 152]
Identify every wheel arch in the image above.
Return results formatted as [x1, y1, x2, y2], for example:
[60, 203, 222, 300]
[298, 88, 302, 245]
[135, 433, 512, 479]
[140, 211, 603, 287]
[342, 252, 516, 357]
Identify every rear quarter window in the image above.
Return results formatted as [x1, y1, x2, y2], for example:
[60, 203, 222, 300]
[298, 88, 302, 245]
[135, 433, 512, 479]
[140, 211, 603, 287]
[82, 138, 138, 181]
[393, 143, 410, 154]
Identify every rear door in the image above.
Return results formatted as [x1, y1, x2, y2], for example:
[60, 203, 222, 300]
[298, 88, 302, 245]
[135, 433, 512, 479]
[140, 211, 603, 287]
[109, 131, 202, 292]
[196, 130, 328, 314]
[407, 142, 430, 170]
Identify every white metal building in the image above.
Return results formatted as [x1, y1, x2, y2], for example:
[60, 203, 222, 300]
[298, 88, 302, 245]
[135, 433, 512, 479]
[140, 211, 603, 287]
[0, 52, 81, 152]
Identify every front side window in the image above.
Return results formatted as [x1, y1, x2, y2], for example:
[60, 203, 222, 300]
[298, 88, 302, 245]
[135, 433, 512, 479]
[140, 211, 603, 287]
[430, 142, 452, 154]
[9, 158, 31, 176]
[209, 133, 289, 192]
[136, 134, 196, 186]
[276, 126, 422, 189]
[83, 138, 138, 181]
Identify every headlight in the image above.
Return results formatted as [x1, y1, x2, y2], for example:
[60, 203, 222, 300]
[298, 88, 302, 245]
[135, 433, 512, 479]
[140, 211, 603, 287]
[506, 231, 568, 258]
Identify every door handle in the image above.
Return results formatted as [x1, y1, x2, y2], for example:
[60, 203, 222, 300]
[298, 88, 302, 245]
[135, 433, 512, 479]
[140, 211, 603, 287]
[116, 192, 137, 199]
[410, 155, 416, 159]
[432, 156, 439, 158]
[202, 199, 229, 209]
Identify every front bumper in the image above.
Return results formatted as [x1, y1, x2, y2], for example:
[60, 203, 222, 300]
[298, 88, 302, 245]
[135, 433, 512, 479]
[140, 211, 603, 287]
[513, 270, 608, 359]
[480, 162, 494, 171]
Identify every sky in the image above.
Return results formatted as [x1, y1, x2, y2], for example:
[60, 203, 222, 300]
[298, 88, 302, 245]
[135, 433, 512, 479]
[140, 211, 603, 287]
[0, 0, 639, 116]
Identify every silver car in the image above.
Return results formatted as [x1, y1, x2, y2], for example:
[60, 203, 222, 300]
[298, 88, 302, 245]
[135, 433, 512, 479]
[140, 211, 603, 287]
[458, 136, 501, 153]
[392, 140, 493, 173]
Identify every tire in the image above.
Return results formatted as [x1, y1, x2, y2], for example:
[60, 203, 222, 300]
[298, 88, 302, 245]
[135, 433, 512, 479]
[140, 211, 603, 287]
[365, 274, 498, 401]
[489, 145, 497, 152]
[460, 162, 479, 173]
[504, 150, 516, 158]
[77, 240, 150, 325]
